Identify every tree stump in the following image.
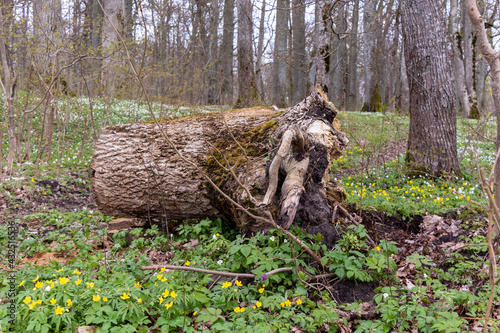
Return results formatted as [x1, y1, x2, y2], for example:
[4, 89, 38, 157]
[91, 87, 349, 233]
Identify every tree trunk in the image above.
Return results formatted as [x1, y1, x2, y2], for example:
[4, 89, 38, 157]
[462, 0, 478, 118]
[327, 1, 347, 108]
[220, 0, 234, 105]
[346, 0, 359, 111]
[272, 0, 288, 107]
[449, 0, 470, 118]
[362, 0, 376, 111]
[291, 0, 306, 104]
[255, 0, 266, 102]
[235, 0, 258, 107]
[91, 87, 348, 232]
[401, 0, 460, 176]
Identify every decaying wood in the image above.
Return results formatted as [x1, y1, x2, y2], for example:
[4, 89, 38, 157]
[91, 87, 348, 234]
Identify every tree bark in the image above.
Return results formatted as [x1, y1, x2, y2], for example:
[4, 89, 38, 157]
[462, 0, 478, 118]
[346, 0, 359, 111]
[362, 0, 376, 111]
[220, 0, 234, 105]
[401, 0, 460, 176]
[235, 0, 258, 107]
[255, 0, 266, 102]
[327, 1, 347, 108]
[272, 0, 288, 107]
[449, 0, 470, 118]
[91, 87, 348, 232]
[291, 0, 306, 104]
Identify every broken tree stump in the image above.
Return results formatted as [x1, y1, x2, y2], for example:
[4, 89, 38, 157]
[91, 87, 349, 233]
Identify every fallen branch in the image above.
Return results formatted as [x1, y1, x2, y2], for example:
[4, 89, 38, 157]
[140, 265, 293, 279]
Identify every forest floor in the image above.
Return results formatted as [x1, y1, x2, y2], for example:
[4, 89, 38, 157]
[1, 108, 499, 332]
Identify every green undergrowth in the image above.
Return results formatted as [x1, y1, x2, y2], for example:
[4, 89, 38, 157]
[333, 112, 495, 220]
[1, 213, 499, 332]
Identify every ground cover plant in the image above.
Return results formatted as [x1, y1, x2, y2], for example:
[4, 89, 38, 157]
[1, 103, 499, 332]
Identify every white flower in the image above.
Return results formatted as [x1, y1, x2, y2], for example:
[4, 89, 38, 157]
[270, 236, 275, 242]
[423, 273, 428, 279]
[284, 239, 288, 243]
[45, 286, 51, 292]
[213, 234, 217, 240]
[383, 293, 389, 300]
[217, 260, 223, 265]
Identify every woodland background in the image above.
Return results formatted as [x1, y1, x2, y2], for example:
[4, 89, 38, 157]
[1, 0, 499, 170]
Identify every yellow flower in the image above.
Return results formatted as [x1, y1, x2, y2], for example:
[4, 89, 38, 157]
[50, 298, 57, 305]
[32, 275, 39, 282]
[222, 282, 232, 289]
[376, 246, 381, 251]
[159, 296, 164, 304]
[234, 289, 238, 292]
[86, 282, 94, 289]
[120, 293, 130, 300]
[166, 301, 173, 309]
[285, 300, 291, 306]
[72, 269, 81, 275]
[75, 279, 82, 285]
[296, 299, 302, 305]
[234, 307, 242, 313]
[56, 268, 64, 273]
[137, 298, 142, 303]
[256, 301, 262, 308]
[193, 311, 197, 316]
[55, 306, 64, 315]
[59, 277, 69, 285]
[134, 282, 141, 288]
[235, 280, 242, 287]
[171, 291, 178, 299]
[216, 233, 220, 237]
[161, 277, 167, 282]
[36, 300, 42, 305]
[185, 260, 190, 266]
[157, 274, 163, 280]
[18, 280, 25, 287]
[103, 297, 108, 302]
[93, 295, 100, 302]
[160, 267, 166, 273]
[66, 299, 72, 307]
[192, 261, 196, 265]
[34, 281, 44, 289]
[162, 289, 170, 298]
[259, 288, 264, 293]
[23, 296, 31, 304]
[31, 178, 35, 183]
[28, 302, 36, 310]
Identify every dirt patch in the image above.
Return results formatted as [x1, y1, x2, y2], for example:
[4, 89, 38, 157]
[333, 279, 379, 303]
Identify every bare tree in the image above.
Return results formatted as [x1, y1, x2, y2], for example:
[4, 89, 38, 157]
[449, 0, 470, 118]
[346, 0, 359, 111]
[401, 0, 460, 176]
[272, 0, 288, 107]
[221, 0, 235, 105]
[235, 0, 258, 107]
[291, 0, 306, 104]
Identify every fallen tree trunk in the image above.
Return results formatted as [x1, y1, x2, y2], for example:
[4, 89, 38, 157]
[91, 87, 349, 233]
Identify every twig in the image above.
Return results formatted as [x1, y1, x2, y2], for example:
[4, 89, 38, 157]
[336, 204, 377, 247]
[331, 205, 338, 224]
[140, 265, 292, 279]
